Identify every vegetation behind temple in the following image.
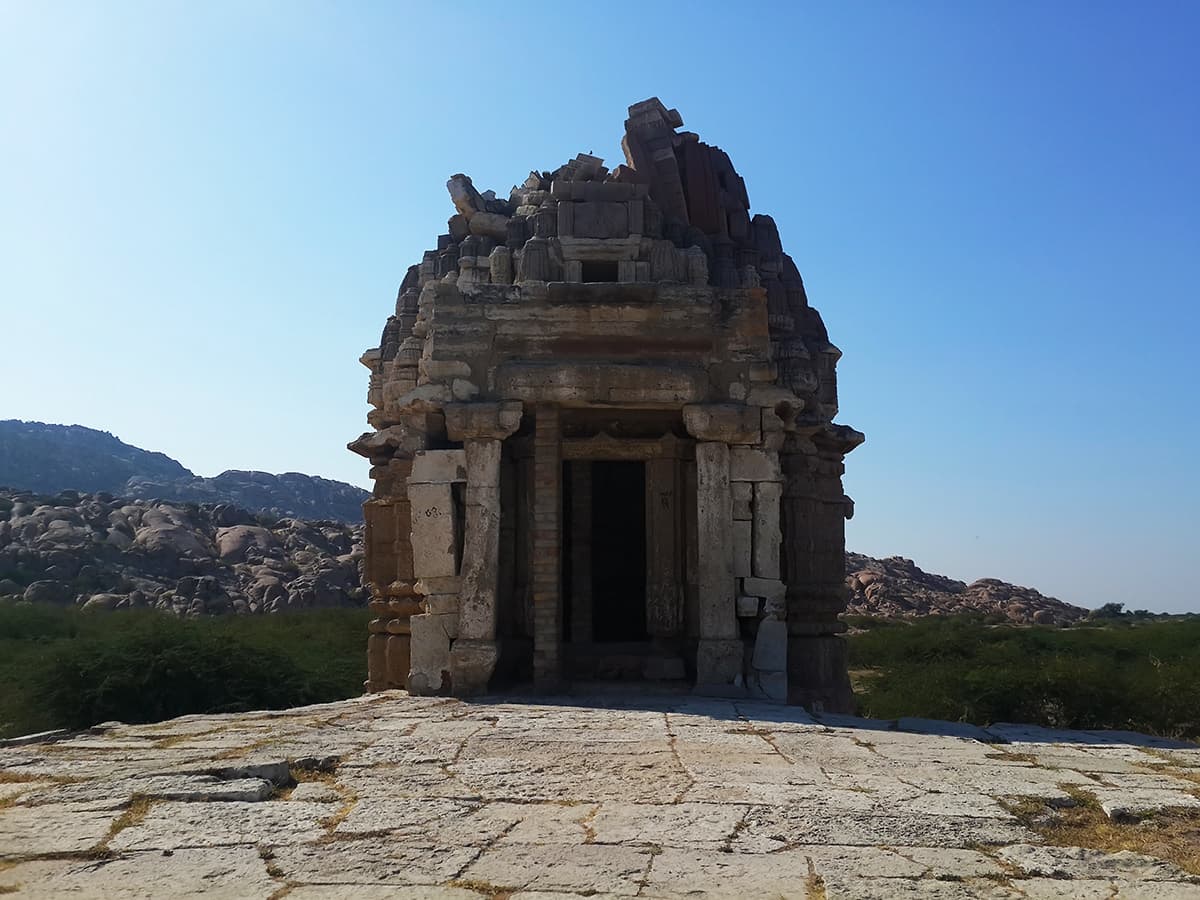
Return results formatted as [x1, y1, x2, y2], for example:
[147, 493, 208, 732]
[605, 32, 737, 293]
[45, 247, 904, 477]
[1, 605, 1196, 741]
[848, 614, 1200, 740]
[0, 605, 370, 738]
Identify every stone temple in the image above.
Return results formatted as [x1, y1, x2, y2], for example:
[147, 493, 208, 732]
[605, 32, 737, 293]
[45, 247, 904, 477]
[349, 98, 864, 711]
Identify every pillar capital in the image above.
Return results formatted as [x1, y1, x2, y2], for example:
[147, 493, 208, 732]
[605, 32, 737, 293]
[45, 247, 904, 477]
[445, 401, 524, 441]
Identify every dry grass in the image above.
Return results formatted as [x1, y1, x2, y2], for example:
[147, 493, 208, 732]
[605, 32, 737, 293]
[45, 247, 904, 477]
[579, 804, 599, 844]
[317, 785, 358, 836]
[985, 750, 1040, 765]
[0, 771, 47, 785]
[105, 794, 154, 843]
[151, 732, 206, 750]
[851, 737, 878, 754]
[1004, 785, 1200, 876]
[0, 860, 25, 893]
[804, 856, 828, 900]
[448, 878, 517, 899]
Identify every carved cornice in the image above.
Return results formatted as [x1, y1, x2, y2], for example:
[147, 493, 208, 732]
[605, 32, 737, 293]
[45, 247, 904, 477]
[444, 401, 524, 441]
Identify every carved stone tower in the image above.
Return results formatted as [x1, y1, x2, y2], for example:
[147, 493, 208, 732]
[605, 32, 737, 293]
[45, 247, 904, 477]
[350, 98, 863, 711]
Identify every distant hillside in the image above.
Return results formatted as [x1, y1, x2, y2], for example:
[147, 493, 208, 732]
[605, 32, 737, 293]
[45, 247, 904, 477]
[0, 420, 368, 523]
[0, 486, 363, 614]
[0, 420, 189, 494]
[845, 552, 1087, 625]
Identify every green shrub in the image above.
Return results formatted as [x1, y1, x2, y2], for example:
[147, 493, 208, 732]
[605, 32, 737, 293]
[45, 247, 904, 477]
[850, 616, 1200, 739]
[0, 606, 370, 738]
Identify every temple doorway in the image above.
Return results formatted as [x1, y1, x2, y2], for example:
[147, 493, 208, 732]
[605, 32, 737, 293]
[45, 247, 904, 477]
[590, 461, 647, 642]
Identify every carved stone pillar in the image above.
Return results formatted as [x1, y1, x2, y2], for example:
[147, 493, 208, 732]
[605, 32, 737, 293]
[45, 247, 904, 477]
[780, 427, 861, 713]
[569, 461, 593, 644]
[684, 404, 763, 690]
[645, 457, 682, 638]
[362, 454, 421, 693]
[444, 402, 523, 695]
[532, 404, 564, 689]
[693, 441, 741, 687]
[407, 449, 466, 696]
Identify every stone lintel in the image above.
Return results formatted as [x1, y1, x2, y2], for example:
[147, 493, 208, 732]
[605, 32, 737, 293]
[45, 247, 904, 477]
[561, 431, 692, 461]
[495, 362, 707, 407]
[557, 236, 641, 261]
[683, 404, 762, 444]
[444, 401, 524, 442]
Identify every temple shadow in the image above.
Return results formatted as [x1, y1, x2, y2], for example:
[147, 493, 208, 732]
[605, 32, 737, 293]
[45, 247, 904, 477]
[457, 689, 1197, 750]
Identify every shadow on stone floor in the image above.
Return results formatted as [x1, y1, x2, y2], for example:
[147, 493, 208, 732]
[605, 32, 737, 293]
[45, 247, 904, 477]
[452, 688, 1198, 750]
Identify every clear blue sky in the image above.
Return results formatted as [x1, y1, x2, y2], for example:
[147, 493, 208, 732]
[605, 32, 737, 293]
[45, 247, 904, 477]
[1, 2, 1197, 612]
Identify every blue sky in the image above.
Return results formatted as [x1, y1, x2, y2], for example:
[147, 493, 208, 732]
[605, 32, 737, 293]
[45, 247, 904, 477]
[1, 2, 1197, 612]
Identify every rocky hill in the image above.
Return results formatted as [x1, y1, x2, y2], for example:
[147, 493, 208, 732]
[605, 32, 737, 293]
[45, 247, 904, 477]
[0, 488, 364, 615]
[0, 485, 1087, 624]
[0, 420, 369, 522]
[845, 551, 1086, 625]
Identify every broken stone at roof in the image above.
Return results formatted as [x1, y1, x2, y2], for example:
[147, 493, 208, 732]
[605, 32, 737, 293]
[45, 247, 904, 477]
[349, 97, 864, 710]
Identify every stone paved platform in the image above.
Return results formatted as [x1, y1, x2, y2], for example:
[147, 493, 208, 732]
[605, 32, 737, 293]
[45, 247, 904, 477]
[2, 693, 1199, 898]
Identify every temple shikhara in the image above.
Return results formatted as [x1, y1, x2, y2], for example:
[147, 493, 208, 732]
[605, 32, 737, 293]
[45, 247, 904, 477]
[350, 98, 864, 711]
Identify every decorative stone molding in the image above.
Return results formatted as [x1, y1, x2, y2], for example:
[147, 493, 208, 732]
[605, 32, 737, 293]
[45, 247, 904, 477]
[444, 401, 523, 442]
[682, 404, 762, 445]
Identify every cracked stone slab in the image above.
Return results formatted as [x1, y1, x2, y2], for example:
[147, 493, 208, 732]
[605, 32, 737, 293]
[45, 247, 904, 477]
[109, 800, 329, 850]
[996, 843, 1198, 881]
[587, 801, 747, 850]
[0, 846, 279, 898]
[15, 774, 274, 809]
[819, 874, 1025, 898]
[268, 837, 478, 886]
[1015, 878, 1200, 899]
[1091, 786, 1200, 819]
[456, 841, 651, 896]
[893, 846, 1006, 878]
[734, 807, 1034, 851]
[288, 888, 480, 900]
[0, 802, 118, 857]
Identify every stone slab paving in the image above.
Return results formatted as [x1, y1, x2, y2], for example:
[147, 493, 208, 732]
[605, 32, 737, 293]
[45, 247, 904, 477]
[1, 692, 1198, 898]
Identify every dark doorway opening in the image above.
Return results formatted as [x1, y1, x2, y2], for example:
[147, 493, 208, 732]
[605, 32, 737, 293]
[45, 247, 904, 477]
[581, 260, 620, 283]
[591, 461, 646, 641]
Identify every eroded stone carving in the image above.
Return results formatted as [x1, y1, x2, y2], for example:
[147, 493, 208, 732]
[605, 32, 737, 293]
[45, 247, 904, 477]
[350, 98, 863, 710]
